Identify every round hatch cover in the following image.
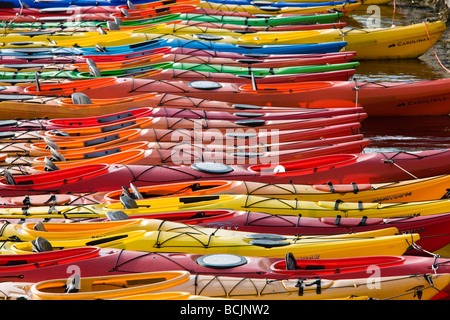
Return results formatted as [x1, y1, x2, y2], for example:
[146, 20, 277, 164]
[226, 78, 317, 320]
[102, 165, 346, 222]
[197, 254, 248, 269]
[188, 81, 223, 90]
[246, 233, 287, 241]
[190, 162, 234, 174]
[195, 34, 224, 41]
[250, 239, 290, 248]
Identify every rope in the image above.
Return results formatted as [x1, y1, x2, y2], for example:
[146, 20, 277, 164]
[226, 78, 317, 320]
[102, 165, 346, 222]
[391, 0, 396, 27]
[423, 21, 450, 73]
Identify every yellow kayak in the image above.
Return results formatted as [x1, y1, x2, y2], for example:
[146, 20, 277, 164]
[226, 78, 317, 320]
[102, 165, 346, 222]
[105, 194, 450, 219]
[0, 21, 444, 59]
[0, 216, 400, 242]
[1, 194, 449, 219]
[3, 271, 447, 300]
[4, 226, 419, 259]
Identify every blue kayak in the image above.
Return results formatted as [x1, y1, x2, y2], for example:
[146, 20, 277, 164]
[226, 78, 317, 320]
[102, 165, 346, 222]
[201, 0, 358, 7]
[0, 38, 348, 56]
[0, 0, 157, 8]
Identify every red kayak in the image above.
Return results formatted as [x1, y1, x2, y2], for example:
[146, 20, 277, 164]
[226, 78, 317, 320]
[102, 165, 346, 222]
[21, 138, 368, 170]
[50, 77, 450, 117]
[150, 68, 356, 83]
[1, 149, 450, 195]
[0, 246, 448, 300]
[0, 209, 448, 255]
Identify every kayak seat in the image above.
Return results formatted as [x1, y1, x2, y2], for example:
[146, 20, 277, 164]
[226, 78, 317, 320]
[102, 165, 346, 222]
[44, 157, 60, 171]
[3, 169, 17, 185]
[106, 211, 130, 221]
[120, 193, 138, 209]
[31, 237, 53, 253]
[33, 221, 46, 231]
[285, 252, 297, 270]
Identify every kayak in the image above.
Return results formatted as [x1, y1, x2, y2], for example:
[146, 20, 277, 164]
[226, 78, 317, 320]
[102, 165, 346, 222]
[0, 246, 447, 286]
[2, 135, 366, 161]
[0, 0, 189, 8]
[0, 4, 200, 22]
[203, 0, 359, 8]
[0, 11, 346, 28]
[31, 113, 367, 138]
[0, 215, 404, 241]
[0, 61, 173, 80]
[1, 149, 450, 195]
[4, 226, 420, 260]
[103, 193, 450, 219]
[0, 209, 447, 254]
[101, 210, 450, 254]
[0, 90, 360, 120]
[0, 50, 357, 69]
[102, 174, 450, 204]
[0, 37, 347, 56]
[0, 60, 359, 81]
[0, 105, 365, 131]
[0, 0, 199, 15]
[15, 137, 368, 171]
[0, 50, 356, 71]
[196, 1, 361, 15]
[62, 77, 450, 117]
[0, 123, 362, 158]
[134, 21, 445, 60]
[0, 190, 448, 219]
[6, 271, 448, 300]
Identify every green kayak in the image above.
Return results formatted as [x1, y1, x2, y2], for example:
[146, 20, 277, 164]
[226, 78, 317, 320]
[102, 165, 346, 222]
[171, 61, 360, 76]
[0, 11, 344, 30]
[0, 61, 358, 81]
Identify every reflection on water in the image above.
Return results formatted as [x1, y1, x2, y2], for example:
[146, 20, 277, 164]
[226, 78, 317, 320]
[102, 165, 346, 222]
[353, 59, 445, 82]
[343, 2, 450, 151]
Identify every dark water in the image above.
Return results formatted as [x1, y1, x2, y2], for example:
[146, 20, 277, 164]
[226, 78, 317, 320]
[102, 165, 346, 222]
[341, 2, 450, 153]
